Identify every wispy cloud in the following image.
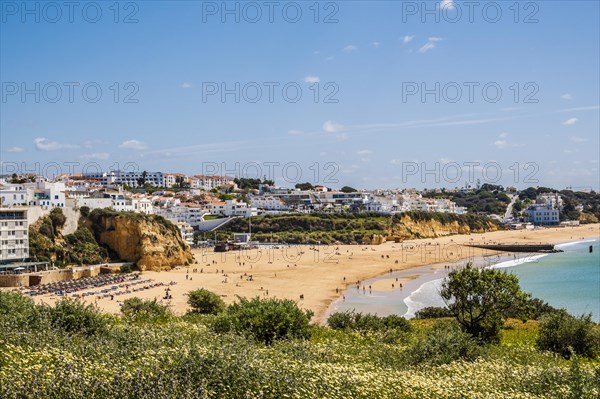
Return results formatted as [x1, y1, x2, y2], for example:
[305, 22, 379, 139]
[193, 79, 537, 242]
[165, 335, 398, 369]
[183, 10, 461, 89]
[560, 93, 573, 100]
[119, 139, 148, 150]
[571, 136, 588, 143]
[343, 45, 357, 52]
[181, 82, 193, 89]
[562, 117, 578, 125]
[79, 153, 110, 160]
[335, 133, 349, 141]
[402, 35, 415, 44]
[34, 137, 79, 151]
[356, 150, 372, 155]
[492, 133, 522, 150]
[322, 120, 345, 133]
[419, 37, 444, 53]
[304, 75, 320, 84]
[372, 41, 381, 47]
[558, 105, 599, 112]
[287, 129, 304, 136]
[6, 146, 24, 153]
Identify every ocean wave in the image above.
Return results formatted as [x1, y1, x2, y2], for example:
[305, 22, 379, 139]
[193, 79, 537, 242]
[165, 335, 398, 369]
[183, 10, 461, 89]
[403, 278, 445, 319]
[555, 239, 598, 249]
[488, 253, 549, 269]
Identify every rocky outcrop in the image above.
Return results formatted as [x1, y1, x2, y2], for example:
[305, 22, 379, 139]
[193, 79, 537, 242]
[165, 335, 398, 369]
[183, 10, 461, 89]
[84, 210, 193, 271]
[390, 213, 499, 241]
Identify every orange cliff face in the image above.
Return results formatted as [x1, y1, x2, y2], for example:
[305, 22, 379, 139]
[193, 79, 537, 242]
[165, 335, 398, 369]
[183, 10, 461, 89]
[89, 213, 193, 271]
[391, 214, 499, 240]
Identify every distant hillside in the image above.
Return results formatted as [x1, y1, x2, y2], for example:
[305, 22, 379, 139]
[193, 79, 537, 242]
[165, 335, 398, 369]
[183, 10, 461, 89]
[423, 184, 512, 215]
[218, 211, 500, 244]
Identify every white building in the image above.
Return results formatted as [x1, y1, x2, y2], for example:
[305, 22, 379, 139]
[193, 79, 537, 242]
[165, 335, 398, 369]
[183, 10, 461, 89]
[0, 209, 29, 262]
[209, 200, 256, 218]
[176, 222, 194, 245]
[536, 193, 563, 210]
[82, 171, 164, 188]
[193, 175, 234, 190]
[250, 196, 288, 211]
[526, 204, 560, 226]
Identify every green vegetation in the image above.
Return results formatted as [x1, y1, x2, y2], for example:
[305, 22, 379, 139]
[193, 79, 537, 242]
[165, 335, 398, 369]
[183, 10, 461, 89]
[29, 209, 108, 266]
[214, 296, 314, 345]
[441, 264, 531, 343]
[233, 177, 273, 190]
[537, 312, 600, 359]
[187, 288, 226, 315]
[219, 211, 499, 244]
[340, 186, 357, 193]
[423, 184, 511, 215]
[327, 310, 412, 333]
[295, 182, 314, 190]
[121, 297, 172, 323]
[0, 290, 599, 398]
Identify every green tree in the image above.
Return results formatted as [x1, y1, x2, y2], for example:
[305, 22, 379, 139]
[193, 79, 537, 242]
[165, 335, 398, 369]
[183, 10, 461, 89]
[187, 288, 226, 315]
[441, 264, 531, 343]
[340, 186, 357, 193]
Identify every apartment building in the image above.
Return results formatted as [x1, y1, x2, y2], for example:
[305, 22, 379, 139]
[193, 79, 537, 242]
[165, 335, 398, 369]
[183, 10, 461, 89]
[0, 209, 29, 262]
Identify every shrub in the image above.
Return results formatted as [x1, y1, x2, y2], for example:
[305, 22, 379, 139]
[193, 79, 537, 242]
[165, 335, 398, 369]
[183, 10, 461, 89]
[213, 297, 313, 345]
[406, 320, 484, 365]
[327, 310, 411, 333]
[414, 306, 454, 319]
[47, 298, 108, 336]
[0, 291, 43, 330]
[121, 297, 171, 322]
[536, 311, 600, 359]
[120, 264, 133, 274]
[187, 288, 226, 315]
[49, 207, 66, 230]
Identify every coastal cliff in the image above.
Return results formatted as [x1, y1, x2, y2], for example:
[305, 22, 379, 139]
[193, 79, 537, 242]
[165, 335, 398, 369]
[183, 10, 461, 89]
[219, 212, 500, 245]
[390, 212, 499, 240]
[82, 209, 194, 271]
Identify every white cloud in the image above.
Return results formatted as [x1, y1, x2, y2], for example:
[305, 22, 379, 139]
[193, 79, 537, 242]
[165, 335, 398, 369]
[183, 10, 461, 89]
[6, 146, 24, 153]
[304, 75, 320, 84]
[402, 35, 415, 44]
[439, 0, 454, 8]
[119, 139, 148, 150]
[34, 137, 79, 151]
[562, 117, 578, 125]
[343, 45, 357, 52]
[560, 93, 573, 100]
[558, 105, 600, 112]
[181, 82, 193, 89]
[287, 129, 304, 136]
[356, 150, 372, 155]
[79, 153, 110, 160]
[418, 37, 444, 53]
[336, 133, 349, 141]
[493, 133, 522, 149]
[571, 136, 588, 143]
[372, 41, 381, 47]
[563, 149, 578, 154]
[419, 42, 436, 53]
[322, 120, 344, 133]
[325, 56, 335, 61]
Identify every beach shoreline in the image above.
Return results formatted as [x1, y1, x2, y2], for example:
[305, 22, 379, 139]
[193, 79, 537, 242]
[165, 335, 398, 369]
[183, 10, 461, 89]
[21, 224, 600, 324]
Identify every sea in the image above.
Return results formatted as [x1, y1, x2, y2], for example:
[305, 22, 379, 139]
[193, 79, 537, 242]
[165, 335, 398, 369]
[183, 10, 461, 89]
[328, 239, 600, 322]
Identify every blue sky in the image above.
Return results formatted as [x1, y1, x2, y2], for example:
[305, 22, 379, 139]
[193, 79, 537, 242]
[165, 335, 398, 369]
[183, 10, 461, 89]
[1, 0, 599, 190]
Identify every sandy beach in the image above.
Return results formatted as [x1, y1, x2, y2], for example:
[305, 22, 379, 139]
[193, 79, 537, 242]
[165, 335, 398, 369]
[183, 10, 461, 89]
[29, 224, 600, 324]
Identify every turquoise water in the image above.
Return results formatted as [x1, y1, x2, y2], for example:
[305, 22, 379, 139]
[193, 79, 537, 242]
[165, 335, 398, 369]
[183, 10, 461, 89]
[330, 239, 600, 322]
[501, 240, 600, 322]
